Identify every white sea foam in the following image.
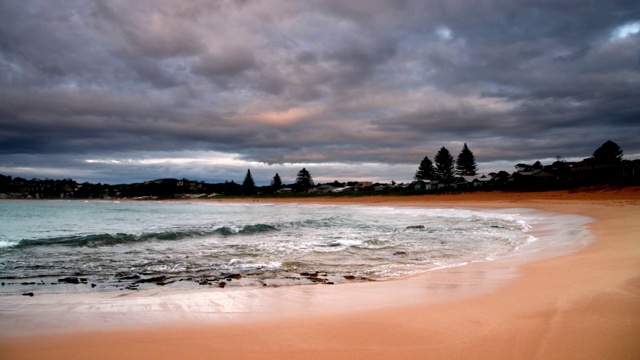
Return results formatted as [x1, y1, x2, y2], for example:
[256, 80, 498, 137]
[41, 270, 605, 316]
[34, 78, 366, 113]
[0, 240, 15, 248]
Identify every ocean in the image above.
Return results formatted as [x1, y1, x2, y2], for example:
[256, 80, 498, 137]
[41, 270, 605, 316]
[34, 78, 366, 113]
[0, 200, 593, 296]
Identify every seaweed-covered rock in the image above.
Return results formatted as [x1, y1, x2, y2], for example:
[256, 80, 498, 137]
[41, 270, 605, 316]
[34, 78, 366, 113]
[135, 276, 167, 284]
[58, 277, 80, 284]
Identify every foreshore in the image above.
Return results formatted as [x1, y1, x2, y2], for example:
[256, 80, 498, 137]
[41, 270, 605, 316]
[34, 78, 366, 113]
[1, 188, 639, 359]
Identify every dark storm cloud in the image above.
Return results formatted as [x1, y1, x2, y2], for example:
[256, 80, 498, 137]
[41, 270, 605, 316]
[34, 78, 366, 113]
[1, 0, 639, 183]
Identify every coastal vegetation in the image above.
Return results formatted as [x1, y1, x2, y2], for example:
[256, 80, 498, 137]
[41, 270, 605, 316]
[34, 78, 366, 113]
[434, 147, 455, 180]
[241, 169, 256, 196]
[456, 143, 478, 176]
[0, 141, 638, 200]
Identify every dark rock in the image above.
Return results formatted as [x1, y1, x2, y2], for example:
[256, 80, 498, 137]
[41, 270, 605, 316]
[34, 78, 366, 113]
[218, 281, 226, 288]
[223, 273, 242, 280]
[21, 282, 36, 285]
[58, 277, 80, 284]
[198, 279, 211, 286]
[118, 275, 141, 281]
[135, 276, 167, 284]
[406, 225, 425, 229]
[91, 283, 97, 288]
[344, 275, 356, 280]
[393, 251, 407, 256]
[22, 292, 34, 297]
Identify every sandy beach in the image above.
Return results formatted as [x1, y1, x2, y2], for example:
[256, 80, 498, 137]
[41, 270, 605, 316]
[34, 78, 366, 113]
[1, 188, 639, 359]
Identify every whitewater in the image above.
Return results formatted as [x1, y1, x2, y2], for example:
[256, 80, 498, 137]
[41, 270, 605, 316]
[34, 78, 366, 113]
[0, 200, 592, 296]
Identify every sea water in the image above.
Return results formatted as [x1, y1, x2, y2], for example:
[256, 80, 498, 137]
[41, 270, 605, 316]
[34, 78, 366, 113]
[0, 200, 592, 296]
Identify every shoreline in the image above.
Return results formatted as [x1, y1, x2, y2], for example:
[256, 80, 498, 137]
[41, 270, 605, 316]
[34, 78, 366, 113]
[1, 188, 639, 359]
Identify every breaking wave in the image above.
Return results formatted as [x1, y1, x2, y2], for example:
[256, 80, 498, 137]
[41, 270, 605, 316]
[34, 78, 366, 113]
[15, 223, 279, 248]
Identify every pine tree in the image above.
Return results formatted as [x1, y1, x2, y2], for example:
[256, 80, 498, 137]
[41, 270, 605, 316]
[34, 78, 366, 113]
[241, 169, 255, 195]
[415, 155, 436, 180]
[592, 140, 623, 164]
[455, 143, 478, 176]
[271, 173, 282, 188]
[295, 168, 314, 192]
[434, 147, 455, 180]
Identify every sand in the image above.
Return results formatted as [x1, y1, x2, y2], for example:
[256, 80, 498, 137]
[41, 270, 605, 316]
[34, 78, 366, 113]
[1, 188, 639, 359]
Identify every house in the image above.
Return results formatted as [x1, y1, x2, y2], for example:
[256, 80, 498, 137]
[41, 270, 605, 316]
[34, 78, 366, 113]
[413, 180, 436, 191]
[513, 169, 555, 180]
[452, 175, 490, 189]
[452, 176, 470, 189]
[373, 184, 387, 191]
[354, 182, 373, 191]
[316, 184, 338, 193]
[476, 174, 491, 185]
[511, 169, 557, 189]
[332, 186, 355, 193]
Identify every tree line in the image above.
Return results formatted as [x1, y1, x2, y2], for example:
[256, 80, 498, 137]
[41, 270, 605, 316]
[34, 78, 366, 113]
[415, 143, 478, 181]
[0, 140, 636, 199]
[220, 139, 635, 196]
[241, 144, 480, 196]
[415, 140, 628, 181]
[240, 167, 314, 195]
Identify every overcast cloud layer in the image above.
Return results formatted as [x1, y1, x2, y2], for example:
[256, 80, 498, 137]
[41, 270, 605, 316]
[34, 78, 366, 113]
[1, 0, 639, 184]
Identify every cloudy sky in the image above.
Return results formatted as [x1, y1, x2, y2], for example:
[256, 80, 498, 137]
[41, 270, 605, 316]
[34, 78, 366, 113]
[1, 0, 639, 185]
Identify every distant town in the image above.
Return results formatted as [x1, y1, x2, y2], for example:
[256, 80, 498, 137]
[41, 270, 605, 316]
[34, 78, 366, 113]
[1, 141, 638, 200]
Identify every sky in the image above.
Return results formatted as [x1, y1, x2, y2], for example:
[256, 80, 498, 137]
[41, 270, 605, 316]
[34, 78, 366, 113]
[1, 0, 639, 185]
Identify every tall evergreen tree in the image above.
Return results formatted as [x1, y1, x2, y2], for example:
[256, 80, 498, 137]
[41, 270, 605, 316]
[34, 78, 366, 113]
[271, 173, 282, 188]
[415, 155, 436, 180]
[241, 169, 255, 195]
[592, 140, 623, 164]
[434, 147, 455, 180]
[295, 167, 314, 192]
[455, 143, 478, 176]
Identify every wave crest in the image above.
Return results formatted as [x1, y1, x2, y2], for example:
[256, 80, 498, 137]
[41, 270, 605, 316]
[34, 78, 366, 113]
[15, 223, 279, 248]
[16, 231, 202, 248]
[213, 224, 278, 236]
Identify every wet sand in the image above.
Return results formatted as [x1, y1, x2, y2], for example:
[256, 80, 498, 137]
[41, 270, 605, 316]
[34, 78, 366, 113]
[1, 188, 639, 359]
